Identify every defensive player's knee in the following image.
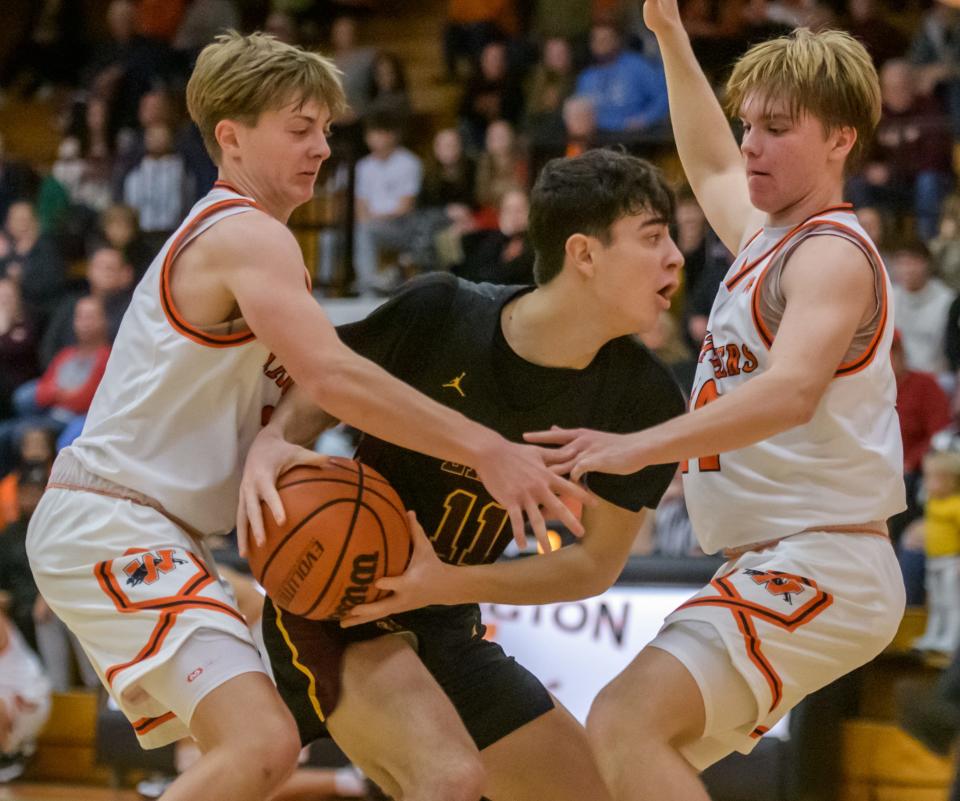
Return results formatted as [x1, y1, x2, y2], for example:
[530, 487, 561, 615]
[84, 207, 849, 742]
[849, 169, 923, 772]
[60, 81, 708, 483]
[587, 682, 638, 756]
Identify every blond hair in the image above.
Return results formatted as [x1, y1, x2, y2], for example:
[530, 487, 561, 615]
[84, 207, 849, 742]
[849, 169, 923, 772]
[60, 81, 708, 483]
[724, 28, 880, 171]
[186, 30, 346, 163]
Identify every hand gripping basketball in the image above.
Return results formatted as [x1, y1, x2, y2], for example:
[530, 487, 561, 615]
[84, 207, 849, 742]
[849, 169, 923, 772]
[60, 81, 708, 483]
[247, 459, 412, 620]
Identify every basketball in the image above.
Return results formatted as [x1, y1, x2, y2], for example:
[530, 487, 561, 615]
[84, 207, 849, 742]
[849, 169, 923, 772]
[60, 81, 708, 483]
[247, 459, 412, 620]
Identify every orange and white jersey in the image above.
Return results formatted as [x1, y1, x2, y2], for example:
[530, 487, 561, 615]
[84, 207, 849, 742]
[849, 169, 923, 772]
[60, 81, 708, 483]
[682, 206, 905, 554]
[67, 181, 301, 535]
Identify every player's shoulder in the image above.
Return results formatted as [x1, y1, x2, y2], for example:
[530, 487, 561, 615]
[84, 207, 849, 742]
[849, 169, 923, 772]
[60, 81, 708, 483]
[190, 207, 299, 263]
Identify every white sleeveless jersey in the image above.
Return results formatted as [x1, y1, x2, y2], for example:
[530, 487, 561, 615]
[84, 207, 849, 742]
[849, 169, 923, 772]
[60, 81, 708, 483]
[682, 206, 905, 554]
[67, 182, 299, 534]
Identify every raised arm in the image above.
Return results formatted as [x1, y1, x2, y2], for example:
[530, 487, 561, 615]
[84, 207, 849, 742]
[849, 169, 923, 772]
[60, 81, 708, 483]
[340, 499, 646, 626]
[644, 0, 759, 251]
[527, 235, 877, 474]
[212, 213, 590, 550]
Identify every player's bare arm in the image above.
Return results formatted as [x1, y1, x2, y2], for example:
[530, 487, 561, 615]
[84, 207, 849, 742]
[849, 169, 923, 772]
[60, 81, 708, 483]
[339, 500, 645, 627]
[527, 235, 876, 477]
[236, 386, 336, 555]
[193, 212, 592, 549]
[643, 0, 760, 251]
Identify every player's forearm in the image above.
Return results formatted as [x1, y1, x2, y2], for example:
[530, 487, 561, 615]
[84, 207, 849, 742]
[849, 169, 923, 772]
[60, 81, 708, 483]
[631, 368, 819, 469]
[443, 546, 621, 606]
[656, 23, 743, 188]
[306, 346, 502, 468]
[264, 385, 338, 447]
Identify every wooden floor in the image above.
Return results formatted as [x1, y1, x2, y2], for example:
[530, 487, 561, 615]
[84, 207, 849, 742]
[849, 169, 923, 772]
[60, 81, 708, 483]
[0, 784, 137, 800]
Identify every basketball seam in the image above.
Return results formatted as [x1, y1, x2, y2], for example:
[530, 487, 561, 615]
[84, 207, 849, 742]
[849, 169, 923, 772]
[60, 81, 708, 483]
[274, 477, 406, 524]
[302, 463, 367, 617]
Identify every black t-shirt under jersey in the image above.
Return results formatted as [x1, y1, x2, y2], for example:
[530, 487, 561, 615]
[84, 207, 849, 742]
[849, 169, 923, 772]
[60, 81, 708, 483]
[337, 273, 686, 567]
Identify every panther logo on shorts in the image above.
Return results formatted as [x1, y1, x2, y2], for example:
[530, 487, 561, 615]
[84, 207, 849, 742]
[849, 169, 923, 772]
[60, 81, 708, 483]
[743, 569, 807, 605]
[123, 549, 189, 587]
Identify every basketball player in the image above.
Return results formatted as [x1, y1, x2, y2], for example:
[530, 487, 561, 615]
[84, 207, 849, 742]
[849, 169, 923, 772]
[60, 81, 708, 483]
[24, 32, 589, 801]
[525, 5, 907, 800]
[241, 148, 686, 801]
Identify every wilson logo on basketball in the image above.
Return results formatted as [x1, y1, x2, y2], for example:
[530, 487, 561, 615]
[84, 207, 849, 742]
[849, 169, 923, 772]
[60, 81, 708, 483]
[744, 569, 807, 605]
[123, 550, 188, 587]
[277, 541, 326, 609]
[333, 553, 380, 618]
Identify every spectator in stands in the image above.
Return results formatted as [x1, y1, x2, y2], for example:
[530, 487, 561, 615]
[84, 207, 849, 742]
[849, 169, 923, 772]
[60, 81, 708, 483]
[524, 37, 576, 141]
[459, 40, 526, 152]
[40, 247, 134, 367]
[574, 20, 669, 136]
[910, 1, 960, 136]
[352, 113, 422, 295]
[0, 426, 52, 531]
[406, 128, 477, 273]
[844, 0, 909, 70]
[330, 16, 376, 128]
[639, 310, 695, 388]
[367, 52, 413, 135]
[912, 451, 960, 655]
[560, 95, 599, 158]
[93, 203, 153, 279]
[892, 329, 952, 540]
[453, 187, 534, 285]
[847, 59, 954, 241]
[114, 88, 176, 189]
[0, 609, 51, 784]
[933, 196, 960, 293]
[0, 136, 38, 225]
[856, 205, 895, 269]
[892, 240, 955, 375]
[443, 0, 518, 80]
[123, 124, 192, 249]
[474, 119, 528, 219]
[0, 296, 110, 476]
[0, 202, 66, 321]
[84, 0, 175, 139]
[0, 279, 38, 422]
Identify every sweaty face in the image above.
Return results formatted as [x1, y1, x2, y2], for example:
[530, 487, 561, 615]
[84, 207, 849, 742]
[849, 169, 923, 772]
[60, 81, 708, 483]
[234, 98, 332, 208]
[738, 94, 841, 219]
[590, 211, 683, 336]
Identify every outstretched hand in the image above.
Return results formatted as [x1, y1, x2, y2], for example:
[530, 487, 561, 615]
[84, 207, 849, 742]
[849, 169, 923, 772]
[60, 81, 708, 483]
[523, 427, 647, 481]
[474, 439, 595, 555]
[339, 511, 458, 627]
[236, 431, 330, 557]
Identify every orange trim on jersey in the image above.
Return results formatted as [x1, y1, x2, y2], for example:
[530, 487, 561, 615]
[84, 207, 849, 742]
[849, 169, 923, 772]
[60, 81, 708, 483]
[213, 180, 244, 194]
[676, 569, 833, 713]
[725, 204, 853, 291]
[94, 550, 246, 689]
[750, 726, 770, 740]
[133, 711, 177, 735]
[160, 198, 259, 347]
[748, 216, 889, 379]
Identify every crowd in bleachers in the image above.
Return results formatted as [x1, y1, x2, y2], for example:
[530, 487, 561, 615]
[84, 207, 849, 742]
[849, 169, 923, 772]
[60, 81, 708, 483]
[2, 0, 960, 695]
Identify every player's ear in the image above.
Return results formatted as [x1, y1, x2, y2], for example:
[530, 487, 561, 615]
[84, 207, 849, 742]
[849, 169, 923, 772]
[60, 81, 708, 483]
[566, 233, 595, 279]
[830, 124, 857, 163]
[215, 119, 242, 160]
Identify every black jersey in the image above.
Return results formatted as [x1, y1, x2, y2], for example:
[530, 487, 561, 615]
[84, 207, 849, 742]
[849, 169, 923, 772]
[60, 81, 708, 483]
[337, 273, 686, 567]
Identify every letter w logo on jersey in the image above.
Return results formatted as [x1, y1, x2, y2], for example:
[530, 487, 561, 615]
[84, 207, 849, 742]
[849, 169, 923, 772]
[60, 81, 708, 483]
[123, 549, 188, 587]
[744, 569, 806, 605]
